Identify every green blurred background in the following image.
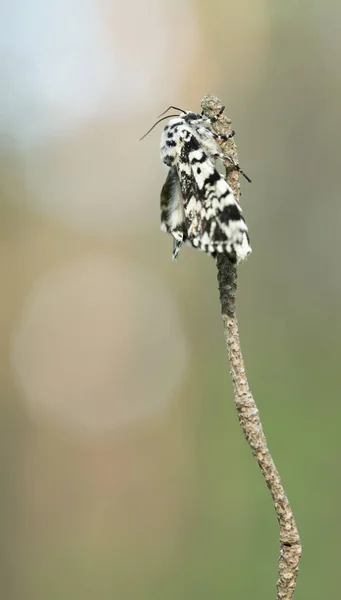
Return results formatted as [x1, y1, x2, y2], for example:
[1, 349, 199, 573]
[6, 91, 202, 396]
[1, 0, 340, 598]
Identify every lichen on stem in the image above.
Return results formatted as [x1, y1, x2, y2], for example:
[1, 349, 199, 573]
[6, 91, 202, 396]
[200, 94, 302, 599]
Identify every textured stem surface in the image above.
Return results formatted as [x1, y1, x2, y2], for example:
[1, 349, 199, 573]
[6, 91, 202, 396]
[201, 94, 302, 599]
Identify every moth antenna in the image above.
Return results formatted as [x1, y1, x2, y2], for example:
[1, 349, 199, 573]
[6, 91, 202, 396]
[139, 114, 179, 141]
[158, 106, 186, 117]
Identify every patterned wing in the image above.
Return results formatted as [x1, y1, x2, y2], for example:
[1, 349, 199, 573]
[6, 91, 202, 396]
[177, 135, 251, 263]
[160, 167, 187, 259]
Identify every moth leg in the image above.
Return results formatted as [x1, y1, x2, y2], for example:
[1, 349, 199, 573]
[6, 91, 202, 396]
[211, 130, 235, 142]
[214, 105, 225, 120]
[171, 228, 184, 260]
[215, 153, 252, 183]
[200, 105, 225, 122]
[172, 238, 182, 260]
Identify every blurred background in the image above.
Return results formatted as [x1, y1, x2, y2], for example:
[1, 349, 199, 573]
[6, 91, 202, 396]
[1, 0, 340, 598]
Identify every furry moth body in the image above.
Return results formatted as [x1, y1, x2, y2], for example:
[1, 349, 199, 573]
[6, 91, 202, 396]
[160, 110, 251, 263]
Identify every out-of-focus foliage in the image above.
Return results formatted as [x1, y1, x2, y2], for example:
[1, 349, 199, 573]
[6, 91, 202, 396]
[1, 0, 341, 598]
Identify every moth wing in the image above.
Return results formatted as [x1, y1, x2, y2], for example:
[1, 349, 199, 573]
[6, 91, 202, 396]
[160, 167, 187, 259]
[183, 150, 251, 263]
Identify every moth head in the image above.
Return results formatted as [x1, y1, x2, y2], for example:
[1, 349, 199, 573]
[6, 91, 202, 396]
[183, 111, 202, 122]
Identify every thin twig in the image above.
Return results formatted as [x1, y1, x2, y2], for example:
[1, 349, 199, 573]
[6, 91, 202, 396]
[201, 94, 302, 599]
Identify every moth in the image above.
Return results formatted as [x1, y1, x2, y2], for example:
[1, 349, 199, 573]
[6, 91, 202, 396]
[142, 105, 252, 263]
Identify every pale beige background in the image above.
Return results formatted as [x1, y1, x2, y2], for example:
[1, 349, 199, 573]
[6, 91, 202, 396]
[1, 1, 340, 598]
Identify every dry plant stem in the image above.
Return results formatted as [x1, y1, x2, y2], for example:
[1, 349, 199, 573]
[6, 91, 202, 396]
[201, 95, 302, 599]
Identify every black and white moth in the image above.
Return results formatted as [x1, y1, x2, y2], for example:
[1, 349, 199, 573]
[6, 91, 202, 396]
[159, 108, 251, 263]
